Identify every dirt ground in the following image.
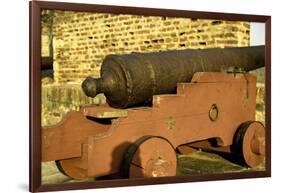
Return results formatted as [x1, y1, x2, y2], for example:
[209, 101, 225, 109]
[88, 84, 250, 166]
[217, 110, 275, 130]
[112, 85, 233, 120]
[42, 151, 265, 184]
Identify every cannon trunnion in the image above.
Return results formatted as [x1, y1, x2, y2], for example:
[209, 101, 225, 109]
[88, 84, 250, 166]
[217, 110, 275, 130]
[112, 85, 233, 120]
[42, 72, 265, 179]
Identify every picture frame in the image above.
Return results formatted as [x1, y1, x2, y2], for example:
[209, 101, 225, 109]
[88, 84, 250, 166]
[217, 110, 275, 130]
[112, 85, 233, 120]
[30, 0, 271, 192]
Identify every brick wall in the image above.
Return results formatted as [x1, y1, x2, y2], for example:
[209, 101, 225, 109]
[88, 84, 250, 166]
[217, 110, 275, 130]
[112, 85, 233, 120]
[44, 10, 250, 84]
[41, 27, 50, 57]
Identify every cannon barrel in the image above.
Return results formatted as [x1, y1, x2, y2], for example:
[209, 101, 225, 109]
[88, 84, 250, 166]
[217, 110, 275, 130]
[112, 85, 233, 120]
[82, 46, 264, 108]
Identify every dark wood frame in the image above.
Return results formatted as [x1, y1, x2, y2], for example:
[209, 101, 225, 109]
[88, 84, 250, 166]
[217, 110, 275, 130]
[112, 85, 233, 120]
[29, 0, 271, 192]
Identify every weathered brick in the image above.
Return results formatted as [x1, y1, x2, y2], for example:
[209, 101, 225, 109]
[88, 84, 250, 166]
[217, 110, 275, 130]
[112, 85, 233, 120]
[42, 11, 250, 84]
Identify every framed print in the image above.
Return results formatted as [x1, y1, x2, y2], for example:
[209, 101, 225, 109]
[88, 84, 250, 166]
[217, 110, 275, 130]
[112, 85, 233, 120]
[30, 0, 271, 192]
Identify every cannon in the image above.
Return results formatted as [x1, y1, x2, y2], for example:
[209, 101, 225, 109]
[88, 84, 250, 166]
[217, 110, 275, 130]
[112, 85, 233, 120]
[82, 46, 264, 108]
[42, 46, 265, 180]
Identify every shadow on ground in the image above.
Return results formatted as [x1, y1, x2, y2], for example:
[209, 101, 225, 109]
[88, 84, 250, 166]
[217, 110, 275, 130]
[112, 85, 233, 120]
[42, 150, 265, 184]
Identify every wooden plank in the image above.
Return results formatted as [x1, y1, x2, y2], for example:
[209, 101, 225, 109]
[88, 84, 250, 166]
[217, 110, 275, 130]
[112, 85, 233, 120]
[82, 106, 128, 118]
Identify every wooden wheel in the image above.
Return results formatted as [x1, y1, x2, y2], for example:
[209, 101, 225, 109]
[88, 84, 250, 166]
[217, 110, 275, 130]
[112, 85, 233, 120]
[55, 160, 68, 176]
[55, 144, 89, 180]
[55, 158, 88, 180]
[121, 135, 177, 178]
[232, 121, 265, 168]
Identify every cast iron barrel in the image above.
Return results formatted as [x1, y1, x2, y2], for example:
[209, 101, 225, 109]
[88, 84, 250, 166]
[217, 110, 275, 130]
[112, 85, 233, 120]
[82, 46, 265, 108]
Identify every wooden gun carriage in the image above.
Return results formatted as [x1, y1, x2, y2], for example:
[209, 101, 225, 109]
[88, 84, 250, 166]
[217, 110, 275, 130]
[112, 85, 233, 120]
[42, 46, 265, 179]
